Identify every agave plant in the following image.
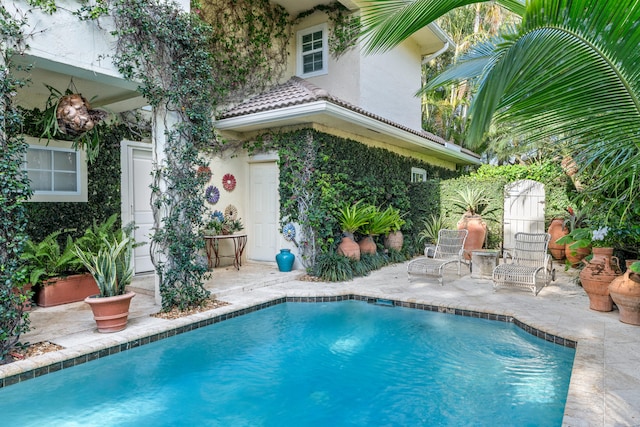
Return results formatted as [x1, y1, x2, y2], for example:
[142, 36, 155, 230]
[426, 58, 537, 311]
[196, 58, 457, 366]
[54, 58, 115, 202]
[74, 236, 134, 297]
[336, 200, 370, 234]
[418, 214, 445, 245]
[450, 187, 493, 217]
[360, 205, 396, 236]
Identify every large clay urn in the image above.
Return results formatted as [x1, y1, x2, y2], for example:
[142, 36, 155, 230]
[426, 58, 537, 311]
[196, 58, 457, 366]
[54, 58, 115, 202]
[358, 235, 377, 255]
[337, 233, 360, 260]
[384, 231, 404, 251]
[547, 218, 568, 260]
[457, 214, 486, 260]
[565, 243, 591, 267]
[579, 248, 621, 312]
[609, 270, 640, 325]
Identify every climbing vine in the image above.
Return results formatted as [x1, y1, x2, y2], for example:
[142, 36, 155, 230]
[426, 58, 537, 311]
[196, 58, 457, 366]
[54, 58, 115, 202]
[99, 0, 217, 310]
[0, 5, 33, 362]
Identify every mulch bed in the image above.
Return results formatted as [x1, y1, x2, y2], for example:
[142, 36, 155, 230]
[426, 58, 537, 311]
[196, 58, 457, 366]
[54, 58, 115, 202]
[151, 298, 230, 320]
[9, 341, 64, 363]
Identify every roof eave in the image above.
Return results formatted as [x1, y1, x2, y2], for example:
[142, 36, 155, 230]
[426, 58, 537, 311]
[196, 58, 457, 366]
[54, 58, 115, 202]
[216, 101, 481, 166]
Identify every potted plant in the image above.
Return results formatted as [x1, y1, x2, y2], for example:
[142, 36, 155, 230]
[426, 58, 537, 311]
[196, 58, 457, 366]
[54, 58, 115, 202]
[418, 214, 445, 257]
[557, 206, 591, 266]
[383, 206, 406, 251]
[562, 226, 622, 312]
[547, 213, 569, 260]
[451, 188, 494, 259]
[21, 231, 98, 307]
[609, 261, 640, 325]
[74, 232, 136, 333]
[359, 205, 395, 255]
[336, 200, 370, 260]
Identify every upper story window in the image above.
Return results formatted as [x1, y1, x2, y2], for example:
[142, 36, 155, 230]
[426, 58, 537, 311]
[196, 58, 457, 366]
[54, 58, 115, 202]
[21, 137, 88, 203]
[411, 167, 427, 183]
[297, 24, 328, 77]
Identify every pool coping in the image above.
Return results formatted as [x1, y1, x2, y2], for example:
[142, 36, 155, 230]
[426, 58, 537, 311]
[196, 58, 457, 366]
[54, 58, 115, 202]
[0, 293, 577, 389]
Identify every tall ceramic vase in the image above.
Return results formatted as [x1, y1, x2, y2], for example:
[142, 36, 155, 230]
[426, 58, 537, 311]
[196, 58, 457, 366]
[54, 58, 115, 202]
[547, 218, 568, 260]
[275, 249, 295, 272]
[457, 214, 486, 260]
[579, 248, 621, 312]
[609, 270, 640, 325]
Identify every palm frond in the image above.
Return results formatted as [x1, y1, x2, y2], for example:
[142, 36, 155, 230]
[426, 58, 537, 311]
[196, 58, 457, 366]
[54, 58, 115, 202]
[360, 0, 525, 54]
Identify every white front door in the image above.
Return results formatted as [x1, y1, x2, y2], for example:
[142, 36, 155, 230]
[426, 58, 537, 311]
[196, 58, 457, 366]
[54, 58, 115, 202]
[503, 179, 546, 251]
[121, 141, 154, 273]
[249, 162, 278, 261]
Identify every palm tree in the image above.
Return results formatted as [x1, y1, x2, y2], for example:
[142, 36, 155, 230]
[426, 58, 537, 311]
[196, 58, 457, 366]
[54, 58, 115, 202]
[361, 0, 640, 213]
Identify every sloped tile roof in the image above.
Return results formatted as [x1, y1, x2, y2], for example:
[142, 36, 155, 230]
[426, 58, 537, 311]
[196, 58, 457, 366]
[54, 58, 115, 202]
[218, 76, 479, 158]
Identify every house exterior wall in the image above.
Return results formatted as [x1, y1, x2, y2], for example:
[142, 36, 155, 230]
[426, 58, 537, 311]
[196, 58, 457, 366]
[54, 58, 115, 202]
[290, 12, 424, 132]
[11, 0, 121, 80]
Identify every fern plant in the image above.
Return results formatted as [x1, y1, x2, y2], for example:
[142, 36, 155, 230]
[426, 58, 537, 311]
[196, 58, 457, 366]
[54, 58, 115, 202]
[20, 231, 84, 286]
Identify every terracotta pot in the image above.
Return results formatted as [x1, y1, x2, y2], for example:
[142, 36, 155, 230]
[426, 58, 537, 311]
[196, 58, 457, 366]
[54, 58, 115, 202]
[84, 292, 136, 333]
[358, 235, 377, 255]
[609, 271, 640, 325]
[547, 218, 568, 260]
[384, 231, 404, 251]
[337, 233, 360, 260]
[579, 247, 621, 312]
[35, 273, 99, 307]
[457, 214, 486, 260]
[565, 243, 591, 267]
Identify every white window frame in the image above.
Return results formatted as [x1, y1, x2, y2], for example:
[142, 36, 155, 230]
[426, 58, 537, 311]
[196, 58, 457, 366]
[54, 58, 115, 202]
[296, 23, 328, 78]
[411, 167, 427, 183]
[23, 136, 88, 202]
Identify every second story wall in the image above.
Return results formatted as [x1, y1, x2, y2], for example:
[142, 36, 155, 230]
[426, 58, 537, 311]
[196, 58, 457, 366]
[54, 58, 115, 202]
[289, 11, 425, 132]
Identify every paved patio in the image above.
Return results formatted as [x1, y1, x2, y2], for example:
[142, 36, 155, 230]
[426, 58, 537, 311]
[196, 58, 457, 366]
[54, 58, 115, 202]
[1, 260, 639, 426]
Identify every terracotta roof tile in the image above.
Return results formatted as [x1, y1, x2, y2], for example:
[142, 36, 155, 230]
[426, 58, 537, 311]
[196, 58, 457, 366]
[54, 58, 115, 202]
[219, 77, 479, 159]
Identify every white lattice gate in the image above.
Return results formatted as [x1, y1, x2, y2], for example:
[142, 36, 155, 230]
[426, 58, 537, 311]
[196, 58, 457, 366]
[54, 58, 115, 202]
[503, 179, 545, 252]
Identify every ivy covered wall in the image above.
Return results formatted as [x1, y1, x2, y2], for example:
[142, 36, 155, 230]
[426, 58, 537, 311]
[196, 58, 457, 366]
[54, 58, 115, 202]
[263, 129, 460, 260]
[23, 124, 134, 242]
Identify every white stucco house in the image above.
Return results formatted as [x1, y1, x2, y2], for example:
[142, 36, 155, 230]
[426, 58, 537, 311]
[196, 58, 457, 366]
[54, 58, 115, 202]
[9, 0, 480, 283]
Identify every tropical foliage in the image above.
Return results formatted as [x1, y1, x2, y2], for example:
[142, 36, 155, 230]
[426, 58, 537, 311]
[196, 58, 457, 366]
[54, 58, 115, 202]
[0, 4, 33, 362]
[361, 0, 640, 215]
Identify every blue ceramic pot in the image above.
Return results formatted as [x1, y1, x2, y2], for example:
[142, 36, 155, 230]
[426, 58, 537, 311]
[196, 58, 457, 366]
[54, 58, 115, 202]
[276, 249, 295, 272]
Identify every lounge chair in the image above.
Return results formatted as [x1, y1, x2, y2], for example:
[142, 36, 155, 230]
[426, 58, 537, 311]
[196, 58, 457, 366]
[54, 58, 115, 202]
[407, 229, 469, 285]
[492, 232, 555, 296]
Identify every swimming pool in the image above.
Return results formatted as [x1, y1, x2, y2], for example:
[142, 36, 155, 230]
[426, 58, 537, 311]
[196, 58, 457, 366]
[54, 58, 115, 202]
[0, 300, 574, 426]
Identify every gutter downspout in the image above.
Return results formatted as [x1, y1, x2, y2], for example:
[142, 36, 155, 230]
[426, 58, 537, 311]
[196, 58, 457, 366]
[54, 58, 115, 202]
[422, 42, 450, 64]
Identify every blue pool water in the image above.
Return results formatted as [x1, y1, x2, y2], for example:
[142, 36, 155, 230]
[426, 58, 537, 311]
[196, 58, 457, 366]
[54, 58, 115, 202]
[0, 301, 574, 426]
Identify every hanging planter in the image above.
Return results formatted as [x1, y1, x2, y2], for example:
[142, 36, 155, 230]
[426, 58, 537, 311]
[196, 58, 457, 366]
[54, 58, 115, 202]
[222, 173, 236, 191]
[56, 93, 107, 136]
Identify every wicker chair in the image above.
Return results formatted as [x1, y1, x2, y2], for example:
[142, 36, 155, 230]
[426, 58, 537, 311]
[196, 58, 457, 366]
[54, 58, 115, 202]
[492, 232, 555, 296]
[407, 229, 469, 285]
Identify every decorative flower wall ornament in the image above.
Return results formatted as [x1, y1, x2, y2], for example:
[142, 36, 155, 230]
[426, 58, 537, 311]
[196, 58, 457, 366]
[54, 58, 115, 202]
[224, 204, 238, 220]
[282, 223, 296, 241]
[205, 185, 220, 204]
[222, 173, 236, 191]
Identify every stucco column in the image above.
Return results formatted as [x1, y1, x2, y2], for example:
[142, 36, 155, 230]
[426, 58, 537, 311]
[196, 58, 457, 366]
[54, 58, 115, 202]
[150, 104, 180, 306]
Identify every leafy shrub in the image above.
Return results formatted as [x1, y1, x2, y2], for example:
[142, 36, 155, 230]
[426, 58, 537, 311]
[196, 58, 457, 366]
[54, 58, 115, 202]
[313, 252, 353, 282]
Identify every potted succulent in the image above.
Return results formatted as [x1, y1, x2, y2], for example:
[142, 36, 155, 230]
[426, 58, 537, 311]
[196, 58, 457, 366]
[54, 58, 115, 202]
[383, 206, 406, 251]
[451, 187, 494, 259]
[74, 231, 136, 333]
[336, 200, 370, 260]
[359, 205, 395, 255]
[21, 231, 98, 307]
[418, 214, 445, 257]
